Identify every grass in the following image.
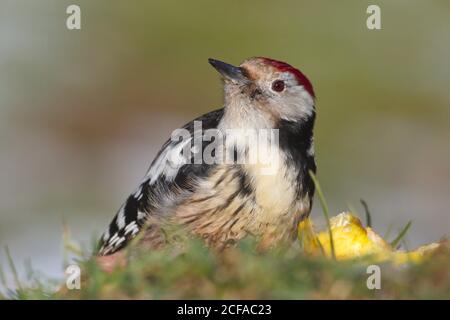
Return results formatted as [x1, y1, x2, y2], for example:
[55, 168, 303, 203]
[309, 171, 335, 260]
[390, 221, 413, 249]
[1, 177, 449, 300]
[360, 199, 372, 228]
[1, 237, 449, 300]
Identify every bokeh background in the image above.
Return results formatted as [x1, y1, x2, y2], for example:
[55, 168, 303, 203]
[0, 0, 449, 280]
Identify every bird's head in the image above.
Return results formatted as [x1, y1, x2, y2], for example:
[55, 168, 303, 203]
[209, 57, 315, 127]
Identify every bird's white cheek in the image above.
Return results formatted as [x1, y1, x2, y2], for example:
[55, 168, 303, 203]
[275, 91, 314, 121]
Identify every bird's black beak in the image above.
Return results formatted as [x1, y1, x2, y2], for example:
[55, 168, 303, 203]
[208, 58, 248, 84]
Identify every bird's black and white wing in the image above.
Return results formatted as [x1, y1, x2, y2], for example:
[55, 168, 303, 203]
[98, 108, 224, 255]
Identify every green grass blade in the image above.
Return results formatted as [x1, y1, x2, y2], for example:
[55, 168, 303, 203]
[360, 199, 372, 228]
[384, 223, 393, 240]
[390, 221, 412, 249]
[4, 246, 22, 291]
[309, 171, 335, 260]
[0, 264, 7, 289]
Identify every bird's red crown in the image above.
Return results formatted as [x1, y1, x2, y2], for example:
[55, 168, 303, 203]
[260, 57, 315, 98]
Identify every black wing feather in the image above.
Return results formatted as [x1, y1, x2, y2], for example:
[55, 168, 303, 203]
[98, 108, 224, 255]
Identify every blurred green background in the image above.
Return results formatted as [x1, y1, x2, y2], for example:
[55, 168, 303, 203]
[0, 0, 449, 280]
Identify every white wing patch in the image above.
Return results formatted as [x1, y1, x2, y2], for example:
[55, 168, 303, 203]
[145, 137, 193, 184]
[116, 209, 126, 229]
[134, 186, 144, 201]
[100, 219, 141, 255]
[137, 211, 147, 220]
[102, 229, 110, 242]
[124, 221, 139, 235]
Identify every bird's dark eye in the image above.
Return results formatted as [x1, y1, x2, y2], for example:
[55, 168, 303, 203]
[271, 80, 285, 92]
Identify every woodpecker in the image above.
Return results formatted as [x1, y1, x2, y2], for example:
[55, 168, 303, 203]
[98, 57, 316, 257]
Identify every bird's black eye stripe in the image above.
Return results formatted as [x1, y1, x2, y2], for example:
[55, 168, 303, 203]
[272, 79, 285, 92]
